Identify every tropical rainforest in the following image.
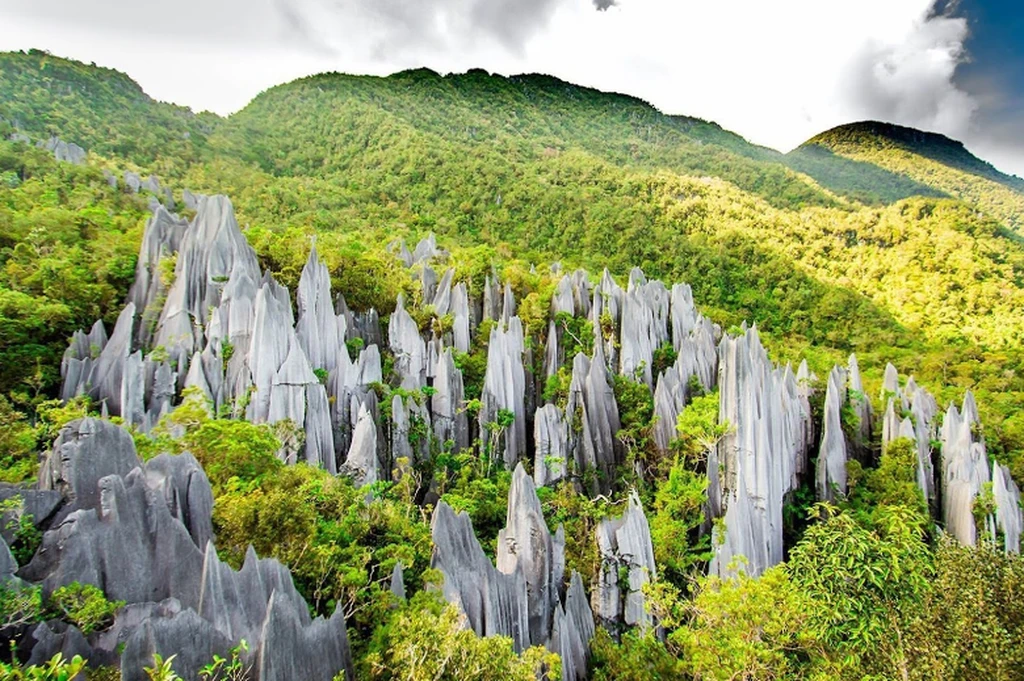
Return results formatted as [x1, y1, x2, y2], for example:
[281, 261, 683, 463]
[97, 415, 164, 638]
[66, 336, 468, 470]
[1, 48, 1024, 680]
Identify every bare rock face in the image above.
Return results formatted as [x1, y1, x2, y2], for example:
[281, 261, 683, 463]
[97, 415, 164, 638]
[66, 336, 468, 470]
[534, 404, 569, 486]
[431, 501, 531, 651]
[846, 354, 873, 459]
[431, 349, 469, 453]
[564, 340, 621, 493]
[40, 136, 86, 165]
[25, 419, 354, 680]
[496, 465, 566, 647]
[816, 366, 848, 502]
[389, 296, 428, 390]
[941, 394, 990, 546]
[479, 318, 528, 468]
[431, 467, 595, 669]
[591, 493, 657, 632]
[993, 465, 1022, 554]
[343, 403, 379, 488]
[38, 418, 138, 514]
[708, 326, 813, 578]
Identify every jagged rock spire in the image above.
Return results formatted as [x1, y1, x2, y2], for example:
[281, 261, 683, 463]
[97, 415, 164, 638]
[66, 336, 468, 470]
[592, 492, 657, 632]
[708, 326, 812, 578]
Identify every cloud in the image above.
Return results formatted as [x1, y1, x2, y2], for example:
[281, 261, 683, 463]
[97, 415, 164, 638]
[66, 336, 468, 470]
[840, 5, 977, 140]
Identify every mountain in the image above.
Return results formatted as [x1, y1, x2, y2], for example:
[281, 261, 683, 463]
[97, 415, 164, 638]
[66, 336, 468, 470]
[802, 120, 1024, 230]
[3, 49, 1024, 681]
[2, 50, 1023, 426]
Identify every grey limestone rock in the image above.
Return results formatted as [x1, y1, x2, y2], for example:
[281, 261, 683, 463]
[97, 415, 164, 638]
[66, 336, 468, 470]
[816, 366, 848, 502]
[941, 395, 990, 546]
[430, 500, 530, 652]
[39, 418, 139, 514]
[389, 296, 427, 390]
[479, 318, 528, 468]
[41, 136, 87, 165]
[565, 340, 621, 492]
[708, 326, 812, 578]
[431, 349, 469, 453]
[120, 608, 232, 681]
[534, 404, 569, 486]
[592, 492, 657, 632]
[496, 464, 565, 647]
[993, 464, 1022, 554]
[124, 171, 142, 193]
[343, 403, 378, 488]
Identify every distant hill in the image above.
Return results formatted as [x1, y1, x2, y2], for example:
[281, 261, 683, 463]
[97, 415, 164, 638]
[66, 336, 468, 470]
[801, 121, 1024, 230]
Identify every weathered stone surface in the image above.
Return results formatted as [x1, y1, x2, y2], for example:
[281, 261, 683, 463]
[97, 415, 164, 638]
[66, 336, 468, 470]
[708, 326, 812, 578]
[592, 492, 656, 631]
[389, 296, 427, 390]
[343, 403, 378, 488]
[816, 366, 848, 502]
[534, 404, 569, 486]
[479, 318, 528, 468]
[41, 136, 87, 165]
[124, 171, 142, 193]
[451, 282, 472, 354]
[993, 464, 1022, 554]
[38, 418, 139, 514]
[0, 535, 16, 581]
[846, 354, 872, 458]
[120, 608, 231, 681]
[431, 501, 530, 652]
[296, 243, 347, 377]
[390, 562, 406, 601]
[497, 465, 565, 647]
[941, 394, 990, 547]
[431, 349, 469, 453]
[565, 340, 621, 492]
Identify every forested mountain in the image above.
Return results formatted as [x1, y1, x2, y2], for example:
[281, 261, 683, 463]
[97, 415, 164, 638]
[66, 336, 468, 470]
[2, 49, 1024, 681]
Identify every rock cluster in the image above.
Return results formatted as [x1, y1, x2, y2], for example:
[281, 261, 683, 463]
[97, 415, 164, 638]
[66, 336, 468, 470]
[708, 326, 814, 578]
[431, 464, 595, 680]
[591, 493, 658, 632]
[40, 136, 87, 165]
[19, 418, 354, 681]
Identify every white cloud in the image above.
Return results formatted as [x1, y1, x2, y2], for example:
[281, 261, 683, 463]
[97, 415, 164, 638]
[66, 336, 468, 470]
[0, 0, 1020, 176]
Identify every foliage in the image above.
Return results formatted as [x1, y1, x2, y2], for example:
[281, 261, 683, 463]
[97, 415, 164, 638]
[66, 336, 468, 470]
[672, 391, 728, 465]
[49, 582, 124, 635]
[365, 596, 560, 681]
[137, 388, 283, 491]
[143, 654, 180, 681]
[903, 537, 1024, 680]
[650, 458, 710, 586]
[589, 628, 680, 681]
[0, 652, 87, 681]
[668, 566, 824, 680]
[1, 496, 43, 565]
[199, 639, 249, 681]
[0, 582, 43, 633]
[787, 504, 933, 675]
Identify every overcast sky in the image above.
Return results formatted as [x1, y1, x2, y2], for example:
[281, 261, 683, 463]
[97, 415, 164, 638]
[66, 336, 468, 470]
[1, 0, 1021, 177]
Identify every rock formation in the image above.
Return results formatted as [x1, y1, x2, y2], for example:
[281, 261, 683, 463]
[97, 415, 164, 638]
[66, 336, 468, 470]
[591, 492, 657, 632]
[21, 418, 354, 680]
[430, 463, 595, 675]
[708, 326, 813, 578]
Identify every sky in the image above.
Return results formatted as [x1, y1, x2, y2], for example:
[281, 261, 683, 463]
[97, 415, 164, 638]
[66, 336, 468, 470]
[0, 0, 1022, 177]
